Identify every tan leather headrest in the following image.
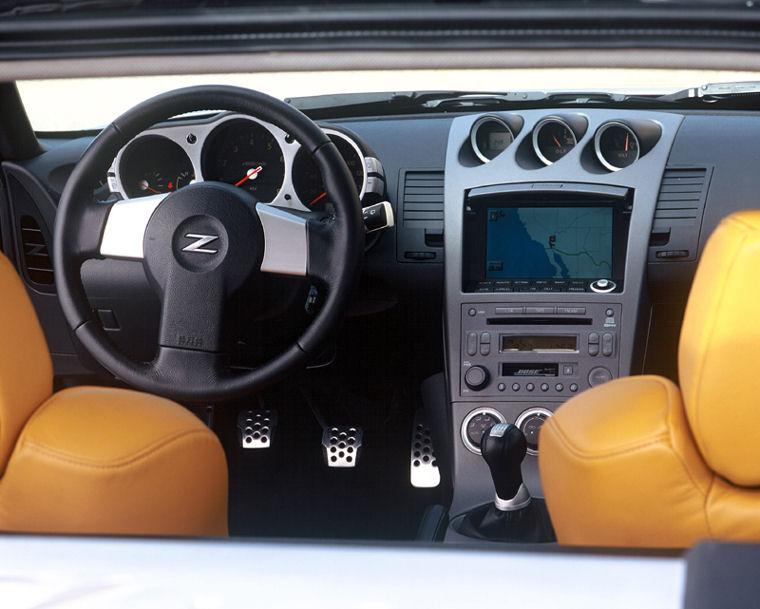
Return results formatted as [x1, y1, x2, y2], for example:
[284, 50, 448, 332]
[0, 253, 53, 474]
[680, 211, 760, 486]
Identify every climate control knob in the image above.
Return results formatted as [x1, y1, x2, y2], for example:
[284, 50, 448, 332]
[464, 365, 490, 391]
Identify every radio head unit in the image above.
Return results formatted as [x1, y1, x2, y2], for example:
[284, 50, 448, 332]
[462, 185, 632, 293]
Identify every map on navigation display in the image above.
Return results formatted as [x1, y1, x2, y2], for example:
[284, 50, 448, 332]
[485, 206, 613, 279]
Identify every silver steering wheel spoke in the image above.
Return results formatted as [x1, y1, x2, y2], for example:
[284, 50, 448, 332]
[99, 193, 167, 260]
[256, 202, 308, 276]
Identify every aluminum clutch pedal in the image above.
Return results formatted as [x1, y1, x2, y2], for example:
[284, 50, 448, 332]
[322, 426, 363, 468]
[238, 409, 278, 449]
[411, 411, 440, 488]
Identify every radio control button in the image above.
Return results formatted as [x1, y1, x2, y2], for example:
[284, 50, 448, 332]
[498, 383, 506, 392]
[464, 366, 490, 391]
[588, 366, 613, 387]
[569, 383, 579, 392]
[562, 364, 574, 376]
[602, 333, 614, 356]
[495, 306, 524, 315]
[468, 308, 477, 317]
[540, 383, 549, 392]
[589, 343, 600, 356]
[557, 307, 586, 315]
[526, 383, 535, 392]
[555, 383, 564, 392]
[467, 332, 478, 356]
[511, 383, 521, 391]
[526, 306, 555, 315]
[605, 308, 615, 317]
[480, 342, 491, 356]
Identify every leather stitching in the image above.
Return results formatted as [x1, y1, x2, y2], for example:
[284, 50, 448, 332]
[18, 428, 217, 470]
[547, 417, 670, 460]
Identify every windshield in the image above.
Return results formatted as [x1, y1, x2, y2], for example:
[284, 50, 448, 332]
[19, 68, 760, 131]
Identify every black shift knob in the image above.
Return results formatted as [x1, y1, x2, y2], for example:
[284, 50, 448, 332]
[481, 423, 527, 501]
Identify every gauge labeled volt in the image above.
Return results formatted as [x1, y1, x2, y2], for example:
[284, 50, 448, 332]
[470, 116, 514, 163]
[594, 122, 640, 171]
[532, 117, 577, 165]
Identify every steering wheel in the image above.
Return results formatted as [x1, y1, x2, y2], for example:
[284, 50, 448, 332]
[53, 85, 364, 402]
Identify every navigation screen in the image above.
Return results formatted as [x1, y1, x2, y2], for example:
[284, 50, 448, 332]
[485, 206, 613, 279]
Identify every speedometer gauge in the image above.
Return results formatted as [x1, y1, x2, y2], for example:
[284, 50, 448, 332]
[118, 135, 194, 198]
[292, 130, 366, 211]
[533, 117, 577, 165]
[201, 118, 285, 202]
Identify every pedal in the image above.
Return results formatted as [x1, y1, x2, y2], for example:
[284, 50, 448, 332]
[237, 409, 278, 449]
[411, 411, 440, 488]
[322, 426, 363, 468]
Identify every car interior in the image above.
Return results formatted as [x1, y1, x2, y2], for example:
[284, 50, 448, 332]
[4, 1, 760, 606]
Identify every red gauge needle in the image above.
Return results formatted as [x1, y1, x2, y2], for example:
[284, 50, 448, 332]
[235, 166, 262, 187]
[625, 133, 629, 152]
[138, 179, 160, 195]
[309, 192, 327, 207]
[553, 136, 562, 148]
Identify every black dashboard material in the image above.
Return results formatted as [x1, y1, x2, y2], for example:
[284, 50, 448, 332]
[0, 106, 755, 391]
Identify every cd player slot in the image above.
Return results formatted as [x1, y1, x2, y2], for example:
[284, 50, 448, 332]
[486, 317, 593, 326]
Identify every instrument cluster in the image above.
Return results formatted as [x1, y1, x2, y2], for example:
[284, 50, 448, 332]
[107, 112, 385, 211]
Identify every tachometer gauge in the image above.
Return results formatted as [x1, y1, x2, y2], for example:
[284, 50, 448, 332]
[292, 130, 367, 211]
[533, 117, 577, 165]
[201, 118, 285, 202]
[118, 135, 195, 198]
[470, 116, 514, 162]
[594, 122, 640, 171]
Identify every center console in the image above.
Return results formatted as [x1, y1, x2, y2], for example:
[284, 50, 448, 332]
[439, 108, 684, 530]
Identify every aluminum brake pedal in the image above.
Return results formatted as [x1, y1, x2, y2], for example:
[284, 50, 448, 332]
[238, 409, 278, 449]
[322, 426, 363, 468]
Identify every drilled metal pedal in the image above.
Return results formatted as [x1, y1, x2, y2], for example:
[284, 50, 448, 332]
[237, 409, 278, 449]
[411, 411, 440, 488]
[322, 426, 362, 468]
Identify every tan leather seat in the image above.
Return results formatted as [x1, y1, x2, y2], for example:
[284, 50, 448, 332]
[539, 210, 760, 548]
[0, 252, 228, 535]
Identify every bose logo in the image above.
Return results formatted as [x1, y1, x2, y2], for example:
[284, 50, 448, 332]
[182, 233, 219, 254]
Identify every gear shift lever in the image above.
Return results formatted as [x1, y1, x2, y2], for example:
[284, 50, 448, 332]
[480, 423, 531, 511]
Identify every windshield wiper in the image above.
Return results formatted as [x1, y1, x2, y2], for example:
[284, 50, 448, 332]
[659, 81, 760, 102]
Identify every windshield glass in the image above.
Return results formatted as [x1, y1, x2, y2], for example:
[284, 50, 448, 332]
[19, 68, 760, 131]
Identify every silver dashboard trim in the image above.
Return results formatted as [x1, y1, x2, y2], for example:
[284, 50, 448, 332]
[461, 407, 506, 455]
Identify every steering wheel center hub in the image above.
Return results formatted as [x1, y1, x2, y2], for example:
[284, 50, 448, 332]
[143, 181, 264, 291]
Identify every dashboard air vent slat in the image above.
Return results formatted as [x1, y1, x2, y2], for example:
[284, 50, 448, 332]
[649, 167, 711, 263]
[19, 215, 54, 285]
[654, 168, 707, 224]
[402, 171, 444, 229]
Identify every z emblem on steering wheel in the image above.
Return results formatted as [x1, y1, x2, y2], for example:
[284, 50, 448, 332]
[182, 233, 219, 254]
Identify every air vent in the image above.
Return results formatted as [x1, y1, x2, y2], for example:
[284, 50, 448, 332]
[402, 171, 444, 229]
[649, 167, 711, 263]
[19, 215, 54, 285]
[396, 169, 445, 263]
[654, 168, 707, 224]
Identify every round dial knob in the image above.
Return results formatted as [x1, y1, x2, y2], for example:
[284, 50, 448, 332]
[464, 365, 490, 390]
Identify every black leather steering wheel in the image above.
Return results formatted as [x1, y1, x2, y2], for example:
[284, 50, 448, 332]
[53, 85, 364, 402]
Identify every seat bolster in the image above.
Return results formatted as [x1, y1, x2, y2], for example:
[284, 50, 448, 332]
[539, 375, 713, 548]
[0, 386, 228, 536]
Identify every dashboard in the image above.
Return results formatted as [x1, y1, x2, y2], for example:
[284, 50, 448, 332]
[106, 112, 386, 212]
